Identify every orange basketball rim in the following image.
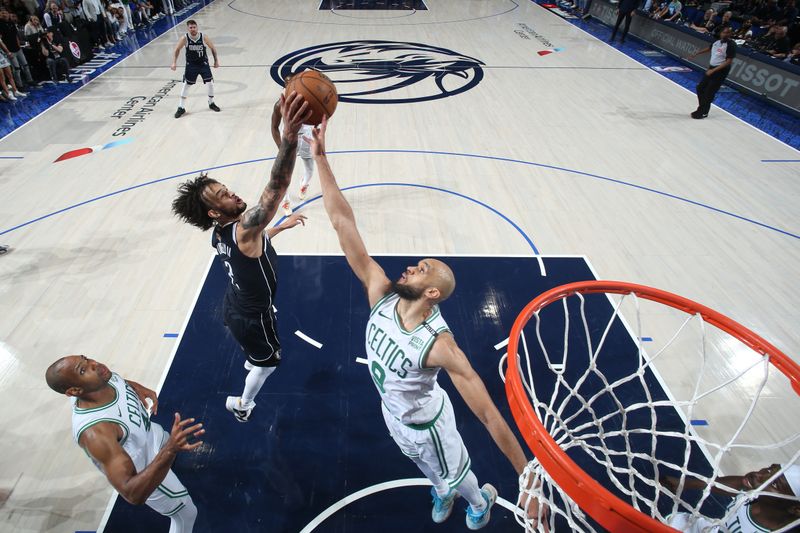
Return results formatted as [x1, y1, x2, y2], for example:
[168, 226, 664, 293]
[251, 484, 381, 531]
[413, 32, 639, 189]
[504, 280, 800, 533]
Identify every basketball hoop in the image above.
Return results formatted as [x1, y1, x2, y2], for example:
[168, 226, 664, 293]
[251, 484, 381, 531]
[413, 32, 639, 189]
[504, 281, 800, 532]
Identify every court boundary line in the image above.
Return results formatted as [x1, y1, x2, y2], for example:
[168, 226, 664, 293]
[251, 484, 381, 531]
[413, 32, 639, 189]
[535, 2, 800, 155]
[96, 253, 216, 533]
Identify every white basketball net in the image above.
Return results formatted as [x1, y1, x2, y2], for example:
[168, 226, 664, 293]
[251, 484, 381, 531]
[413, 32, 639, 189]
[504, 289, 800, 533]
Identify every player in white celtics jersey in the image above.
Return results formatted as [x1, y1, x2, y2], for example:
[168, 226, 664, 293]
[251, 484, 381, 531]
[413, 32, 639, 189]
[662, 464, 800, 532]
[307, 117, 546, 530]
[46, 355, 205, 532]
[271, 91, 316, 216]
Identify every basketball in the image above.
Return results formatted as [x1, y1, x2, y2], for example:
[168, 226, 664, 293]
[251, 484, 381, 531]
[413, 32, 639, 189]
[283, 70, 338, 126]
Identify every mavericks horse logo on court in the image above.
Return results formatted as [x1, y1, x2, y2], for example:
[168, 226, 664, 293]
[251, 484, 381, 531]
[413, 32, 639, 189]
[270, 40, 485, 105]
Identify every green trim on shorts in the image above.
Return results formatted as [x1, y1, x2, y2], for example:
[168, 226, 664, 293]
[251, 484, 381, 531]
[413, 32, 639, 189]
[157, 484, 189, 499]
[403, 398, 445, 431]
[449, 457, 472, 488]
[163, 502, 186, 516]
[429, 426, 449, 479]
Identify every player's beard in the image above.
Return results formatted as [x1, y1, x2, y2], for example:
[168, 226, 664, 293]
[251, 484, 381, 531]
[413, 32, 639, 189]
[391, 280, 424, 301]
[220, 203, 247, 219]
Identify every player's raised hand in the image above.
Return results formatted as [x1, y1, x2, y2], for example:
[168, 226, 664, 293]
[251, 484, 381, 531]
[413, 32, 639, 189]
[305, 115, 328, 158]
[280, 91, 311, 139]
[166, 413, 205, 453]
[281, 213, 307, 229]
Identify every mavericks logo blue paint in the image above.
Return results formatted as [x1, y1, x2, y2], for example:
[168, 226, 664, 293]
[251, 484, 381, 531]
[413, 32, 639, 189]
[270, 40, 485, 105]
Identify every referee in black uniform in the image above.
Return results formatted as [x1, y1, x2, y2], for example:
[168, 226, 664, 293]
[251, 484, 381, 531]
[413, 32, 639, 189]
[170, 19, 221, 118]
[688, 26, 736, 119]
[610, 0, 639, 43]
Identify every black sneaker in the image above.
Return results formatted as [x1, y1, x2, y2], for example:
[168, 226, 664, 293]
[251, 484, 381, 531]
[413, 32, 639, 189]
[209, 102, 221, 112]
[690, 111, 707, 119]
[174, 107, 186, 118]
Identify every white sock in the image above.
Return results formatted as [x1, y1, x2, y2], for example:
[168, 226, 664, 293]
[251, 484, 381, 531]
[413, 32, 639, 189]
[179, 82, 188, 107]
[282, 193, 290, 206]
[206, 80, 214, 104]
[457, 471, 486, 512]
[301, 157, 314, 187]
[410, 455, 450, 497]
[167, 497, 197, 533]
[241, 365, 275, 407]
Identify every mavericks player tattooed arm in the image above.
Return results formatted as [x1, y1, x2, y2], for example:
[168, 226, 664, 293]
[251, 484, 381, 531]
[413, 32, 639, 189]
[270, 101, 282, 149]
[79, 413, 204, 505]
[308, 116, 392, 307]
[170, 35, 187, 71]
[238, 92, 311, 244]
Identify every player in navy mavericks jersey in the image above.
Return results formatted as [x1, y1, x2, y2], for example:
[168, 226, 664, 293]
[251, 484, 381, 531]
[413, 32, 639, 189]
[171, 92, 312, 422]
[170, 19, 220, 119]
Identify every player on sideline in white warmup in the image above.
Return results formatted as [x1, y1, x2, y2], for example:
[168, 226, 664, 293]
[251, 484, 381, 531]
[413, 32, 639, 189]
[171, 93, 311, 422]
[308, 117, 541, 530]
[663, 464, 800, 532]
[45, 356, 204, 532]
[271, 89, 315, 216]
[170, 19, 220, 118]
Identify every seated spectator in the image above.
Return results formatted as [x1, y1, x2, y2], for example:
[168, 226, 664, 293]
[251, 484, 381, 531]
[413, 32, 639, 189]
[784, 42, 800, 64]
[733, 18, 754, 40]
[691, 8, 718, 32]
[765, 25, 792, 57]
[657, 0, 683, 21]
[776, 0, 797, 25]
[23, 14, 44, 37]
[39, 28, 70, 83]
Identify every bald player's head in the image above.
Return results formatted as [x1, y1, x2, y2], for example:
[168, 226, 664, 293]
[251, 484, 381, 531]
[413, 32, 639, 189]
[46, 357, 73, 394]
[392, 258, 456, 304]
[46, 355, 112, 397]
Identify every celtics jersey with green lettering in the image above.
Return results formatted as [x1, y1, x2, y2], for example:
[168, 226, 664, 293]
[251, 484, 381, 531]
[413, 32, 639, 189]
[366, 293, 451, 427]
[72, 373, 159, 473]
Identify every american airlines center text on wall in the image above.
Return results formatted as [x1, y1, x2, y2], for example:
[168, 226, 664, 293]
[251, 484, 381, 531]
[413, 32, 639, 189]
[111, 80, 181, 136]
[588, 0, 800, 113]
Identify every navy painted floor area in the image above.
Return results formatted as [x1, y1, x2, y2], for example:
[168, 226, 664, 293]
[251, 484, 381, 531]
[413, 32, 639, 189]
[101, 255, 715, 532]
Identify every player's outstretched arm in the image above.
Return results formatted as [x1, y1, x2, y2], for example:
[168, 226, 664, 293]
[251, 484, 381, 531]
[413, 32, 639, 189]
[428, 333, 528, 475]
[80, 413, 204, 505]
[238, 92, 310, 242]
[270, 101, 282, 149]
[171, 35, 186, 70]
[308, 117, 391, 307]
